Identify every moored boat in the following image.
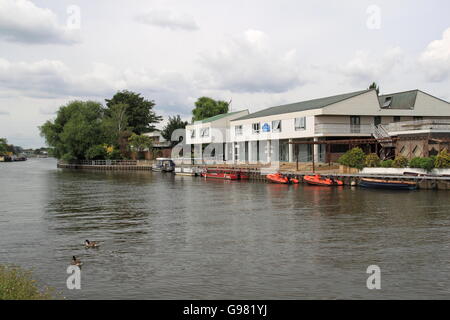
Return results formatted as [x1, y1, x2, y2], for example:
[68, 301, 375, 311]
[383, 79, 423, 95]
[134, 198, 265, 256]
[359, 178, 417, 190]
[201, 169, 239, 180]
[152, 158, 175, 172]
[303, 175, 343, 186]
[266, 173, 299, 184]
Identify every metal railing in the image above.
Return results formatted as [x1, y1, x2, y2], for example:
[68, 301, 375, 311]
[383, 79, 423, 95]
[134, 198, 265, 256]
[65, 160, 138, 166]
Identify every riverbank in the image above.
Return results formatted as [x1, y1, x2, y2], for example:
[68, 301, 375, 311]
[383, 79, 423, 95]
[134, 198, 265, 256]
[0, 265, 55, 300]
[56, 160, 450, 190]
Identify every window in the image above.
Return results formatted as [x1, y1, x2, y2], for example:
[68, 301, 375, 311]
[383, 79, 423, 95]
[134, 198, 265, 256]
[190, 129, 196, 138]
[235, 125, 243, 135]
[272, 120, 281, 132]
[413, 116, 423, 121]
[382, 97, 392, 108]
[200, 128, 209, 137]
[252, 123, 260, 134]
[393, 116, 401, 123]
[295, 117, 306, 131]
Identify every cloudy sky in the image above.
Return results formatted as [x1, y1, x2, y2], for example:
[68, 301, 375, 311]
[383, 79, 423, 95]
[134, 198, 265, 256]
[0, 0, 449, 148]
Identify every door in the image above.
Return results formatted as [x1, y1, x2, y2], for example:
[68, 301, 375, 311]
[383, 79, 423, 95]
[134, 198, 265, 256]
[374, 116, 381, 126]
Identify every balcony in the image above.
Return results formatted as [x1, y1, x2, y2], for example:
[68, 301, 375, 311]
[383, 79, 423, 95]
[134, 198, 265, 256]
[384, 120, 450, 134]
[314, 123, 374, 135]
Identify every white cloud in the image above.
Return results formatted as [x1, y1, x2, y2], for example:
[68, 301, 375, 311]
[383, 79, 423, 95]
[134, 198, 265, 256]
[136, 9, 199, 31]
[0, 0, 80, 44]
[419, 28, 450, 82]
[338, 47, 405, 83]
[198, 29, 304, 93]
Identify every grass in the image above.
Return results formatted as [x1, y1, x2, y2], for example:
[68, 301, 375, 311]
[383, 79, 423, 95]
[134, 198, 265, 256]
[0, 265, 56, 300]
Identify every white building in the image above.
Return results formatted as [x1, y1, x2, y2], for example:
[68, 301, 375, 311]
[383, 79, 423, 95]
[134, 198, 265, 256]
[185, 110, 249, 162]
[226, 89, 450, 164]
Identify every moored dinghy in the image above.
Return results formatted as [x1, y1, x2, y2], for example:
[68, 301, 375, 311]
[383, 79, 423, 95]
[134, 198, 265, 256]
[303, 175, 343, 186]
[359, 178, 417, 190]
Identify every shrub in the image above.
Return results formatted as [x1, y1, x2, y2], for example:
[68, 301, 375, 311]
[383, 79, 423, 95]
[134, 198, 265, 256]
[380, 159, 394, 168]
[338, 147, 366, 169]
[364, 153, 380, 167]
[434, 150, 450, 169]
[0, 265, 55, 300]
[409, 157, 435, 172]
[392, 155, 409, 168]
[85, 145, 107, 160]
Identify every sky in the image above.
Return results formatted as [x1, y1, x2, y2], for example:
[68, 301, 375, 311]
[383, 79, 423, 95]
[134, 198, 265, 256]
[0, 0, 449, 148]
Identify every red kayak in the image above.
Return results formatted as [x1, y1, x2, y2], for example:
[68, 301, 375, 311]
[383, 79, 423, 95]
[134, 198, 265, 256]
[303, 175, 343, 186]
[267, 173, 299, 184]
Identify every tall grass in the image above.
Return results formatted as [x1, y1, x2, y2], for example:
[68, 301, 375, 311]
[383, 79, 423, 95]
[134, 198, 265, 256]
[0, 265, 55, 300]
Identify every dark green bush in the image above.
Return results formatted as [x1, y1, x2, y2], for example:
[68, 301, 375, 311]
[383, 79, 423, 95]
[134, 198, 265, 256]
[409, 157, 435, 171]
[338, 147, 366, 169]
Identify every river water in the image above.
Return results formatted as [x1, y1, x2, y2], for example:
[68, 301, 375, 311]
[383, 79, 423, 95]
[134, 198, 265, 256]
[1, 158, 450, 299]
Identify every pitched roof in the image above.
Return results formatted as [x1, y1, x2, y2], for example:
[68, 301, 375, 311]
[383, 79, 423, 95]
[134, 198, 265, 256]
[197, 110, 247, 123]
[232, 89, 372, 121]
[378, 90, 418, 110]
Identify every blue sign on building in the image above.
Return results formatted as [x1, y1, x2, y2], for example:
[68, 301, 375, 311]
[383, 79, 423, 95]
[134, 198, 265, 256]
[262, 123, 270, 132]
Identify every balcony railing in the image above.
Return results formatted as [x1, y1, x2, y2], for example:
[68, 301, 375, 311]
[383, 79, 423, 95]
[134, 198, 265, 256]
[385, 120, 450, 133]
[314, 123, 374, 135]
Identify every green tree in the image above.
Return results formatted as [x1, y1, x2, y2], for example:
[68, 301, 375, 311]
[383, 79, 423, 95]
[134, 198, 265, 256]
[0, 138, 7, 154]
[105, 90, 162, 134]
[161, 115, 188, 146]
[368, 82, 380, 95]
[101, 103, 129, 147]
[128, 133, 153, 153]
[192, 97, 229, 122]
[39, 101, 105, 160]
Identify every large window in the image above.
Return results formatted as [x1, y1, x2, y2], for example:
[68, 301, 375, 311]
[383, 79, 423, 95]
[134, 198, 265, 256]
[190, 129, 196, 138]
[200, 128, 209, 137]
[295, 117, 306, 131]
[393, 116, 401, 123]
[252, 123, 260, 134]
[272, 120, 282, 132]
[235, 125, 243, 136]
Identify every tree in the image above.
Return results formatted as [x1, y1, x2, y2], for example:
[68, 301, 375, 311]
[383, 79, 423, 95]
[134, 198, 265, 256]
[39, 101, 105, 160]
[368, 82, 380, 95]
[101, 103, 129, 146]
[161, 115, 188, 146]
[192, 97, 229, 122]
[128, 133, 153, 153]
[338, 147, 366, 169]
[105, 90, 162, 134]
[0, 138, 7, 154]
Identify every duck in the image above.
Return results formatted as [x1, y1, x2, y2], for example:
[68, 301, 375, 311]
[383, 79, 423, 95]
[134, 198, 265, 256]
[84, 239, 99, 248]
[71, 256, 83, 267]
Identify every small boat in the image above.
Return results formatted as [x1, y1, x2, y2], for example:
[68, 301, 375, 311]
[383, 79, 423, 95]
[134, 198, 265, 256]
[201, 169, 239, 180]
[359, 178, 417, 190]
[266, 173, 299, 184]
[238, 172, 249, 180]
[152, 158, 175, 172]
[303, 175, 344, 186]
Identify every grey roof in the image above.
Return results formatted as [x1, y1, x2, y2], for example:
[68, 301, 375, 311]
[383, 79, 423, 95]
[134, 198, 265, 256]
[378, 90, 418, 110]
[196, 110, 247, 124]
[232, 89, 372, 121]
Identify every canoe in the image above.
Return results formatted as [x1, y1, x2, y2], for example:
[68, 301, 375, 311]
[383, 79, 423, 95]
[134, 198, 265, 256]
[359, 178, 417, 190]
[303, 175, 343, 186]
